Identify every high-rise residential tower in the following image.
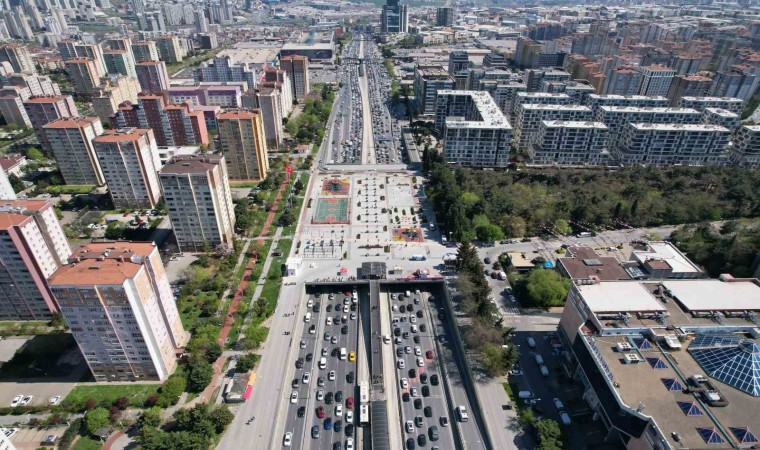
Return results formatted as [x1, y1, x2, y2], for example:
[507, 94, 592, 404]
[216, 109, 269, 180]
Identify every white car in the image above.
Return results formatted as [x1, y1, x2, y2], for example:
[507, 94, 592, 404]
[49, 396, 61, 405]
[326, 317, 333, 326]
[283, 432, 293, 447]
[401, 378, 409, 389]
[414, 346, 421, 356]
[317, 390, 324, 401]
[302, 372, 311, 384]
[345, 410, 353, 423]
[405, 420, 415, 433]
[290, 392, 298, 404]
[411, 387, 418, 397]
[397, 359, 405, 369]
[335, 404, 343, 417]
[346, 438, 354, 450]
[328, 371, 336, 381]
[19, 396, 32, 406]
[9, 396, 22, 407]
[417, 357, 424, 367]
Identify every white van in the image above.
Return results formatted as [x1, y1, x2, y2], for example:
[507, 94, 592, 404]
[559, 411, 571, 425]
[304, 312, 312, 323]
[540, 365, 549, 376]
[455, 406, 469, 422]
[527, 337, 536, 348]
[518, 391, 534, 399]
[319, 357, 327, 369]
[340, 348, 347, 360]
[534, 354, 544, 365]
[405, 290, 411, 298]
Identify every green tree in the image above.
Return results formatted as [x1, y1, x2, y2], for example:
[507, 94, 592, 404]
[553, 218, 572, 235]
[236, 353, 258, 372]
[187, 358, 213, 392]
[535, 419, 563, 450]
[209, 405, 234, 434]
[158, 373, 187, 406]
[85, 408, 110, 435]
[138, 407, 163, 429]
[26, 147, 45, 161]
[7, 173, 24, 193]
[498, 215, 527, 238]
[476, 224, 505, 243]
[524, 269, 571, 308]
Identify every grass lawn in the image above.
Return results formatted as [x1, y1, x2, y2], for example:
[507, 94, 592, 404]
[72, 436, 103, 450]
[45, 185, 95, 194]
[64, 384, 160, 409]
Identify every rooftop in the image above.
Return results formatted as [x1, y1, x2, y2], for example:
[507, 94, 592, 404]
[522, 103, 591, 111]
[542, 120, 607, 129]
[517, 92, 572, 99]
[160, 154, 223, 174]
[42, 116, 100, 129]
[23, 95, 70, 103]
[704, 107, 739, 118]
[217, 109, 261, 120]
[599, 106, 700, 114]
[680, 96, 744, 103]
[577, 281, 667, 313]
[628, 123, 731, 132]
[437, 90, 511, 130]
[588, 94, 669, 101]
[631, 242, 705, 275]
[417, 65, 450, 78]
[94, 128, 150, 143]
[663, 279, 760, 312]
[49, 242, 158, 286]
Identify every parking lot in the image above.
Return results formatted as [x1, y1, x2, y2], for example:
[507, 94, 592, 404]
[279, 286, 364, 450]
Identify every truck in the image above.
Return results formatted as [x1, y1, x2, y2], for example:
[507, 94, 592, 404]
[410, 255, 427, 261]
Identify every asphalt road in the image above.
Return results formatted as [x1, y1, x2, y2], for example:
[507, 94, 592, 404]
[281, 288, 361, 450]
[387, 289, 456, 450]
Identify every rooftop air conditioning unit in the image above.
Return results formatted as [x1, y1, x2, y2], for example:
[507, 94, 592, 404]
[623, 354, 642, 364]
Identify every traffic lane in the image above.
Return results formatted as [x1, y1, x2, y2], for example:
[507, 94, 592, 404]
[511, 332, 557, 422]
[429, 299, 488, 450]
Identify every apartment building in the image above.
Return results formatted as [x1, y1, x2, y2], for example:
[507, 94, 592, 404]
[602, 68, 642, 96]
[0, 200, 71, 320]
[159, 154, 235, 252]
[434, 90, 512, 167]
[280, 55, 310, 99]
[0, 169, 15, 200]
[93, 129, 162, 210]
[636, 65, 676, 97]
[526, 69, 571, 92]
[513, 104, 593, 152]
[511, 92, 573, 122]
[65, 58, 105, 95]
[436, 6, 454, 27]
[217, 109, 269, 180]
[585, 94, 670, 115]
[57, 41, 106, 74]
[135, 60, 170, 94]
[729, 125, 760, 167]
[91, 75, 140, 122]
[413, 65, 453, 116]
[103, 50, 137, 78]
[43, 117, 105, 185]
[0, 95, 29, 127]
[709, 66, 758, 101]
[49, 242, 188, 382]
[23, 95, 78, 154]
[492, 82, 527, 119]
[595, 106, 702, 149]
[261, 67, 293, 115]
[242, 87, 284, 150]
[667, 75, 712, 106]
[193, 55, 257, 92]
[702, 108, 740, 131]
[530, 120, 609, 165]
[167, 85, 244, 108]
[677, 96, 744, 114]
[111, 94, 208, 147]
[616, 122, 731, 166]
[131, 41, 160, 63]
[0, 44, 35, 73]
[156, 36, 184, 64]
[1, 73, 60, 98]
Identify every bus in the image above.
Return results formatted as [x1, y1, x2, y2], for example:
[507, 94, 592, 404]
[359, 381, 369, 404]
[359, 404, 369, 426]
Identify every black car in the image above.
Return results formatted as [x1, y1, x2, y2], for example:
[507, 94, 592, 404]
[327, 304, 333, 312]
[345, 424, 354, 437]
[420, 373, 428, 384]
[347, 371, 355, 383]
[333, 442, 341, 450]
[335, 391, 343, 402]
[424, 406, 433, 417]
[406, 438, 416, 449]
[409, 369, 417, 378]
[306, 353, 313, 362]
[430, 374, 439, 386]
[334, 420, 342, 432]
[403, 332, 410, 339]
[416, 310, 423, 318]
[394, 328, 401, 337]
[414, 399, 422, 409]
[325, 392, 334, 404]
[297, 406, 305, 418]
[418, 434, 427, 446]
[407, 304, 414, 313]
[422, 386, 430, 397]
[292, 378, 299, 388]
[313, 302, 321, 313]
[402, 392, 410, 402]
[429, 426, 439, 441]
[351, 303, 357, 311]
[341, 325, 349, 335]
[413, 335, 421, 344]
[399, 305, 406, 313]
[420, 324, 427, 333]
[296, 358, 304, 369]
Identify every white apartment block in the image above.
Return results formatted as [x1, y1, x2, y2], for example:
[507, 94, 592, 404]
[617, 123, 731, 166]
[636, 65, 675, 97]
[492, 82, 526, 119]
[43, 117, 105, 186]
[159, 154, 235, 252]
[585, 94, 669, 115]
[0, 200, 71, 320]
[0, 169, 15, 200]
[701, 107, 740, 131]
[193, 55, 257, 91]
[513, 104, 593, 151]
[511, 92, 573, 121]
[729, 125, 760, 167]
[93, 129, 162, 210]
[595, 106, 702, 149]
[435, 91, 512, 167]
[49, 242, 188, 382]
[677, 96, 744, 114]
[530, 120, 609, 165]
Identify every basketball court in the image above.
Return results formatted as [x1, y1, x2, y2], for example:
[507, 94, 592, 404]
[313, 198, 350, 224]
[321, 178, 350, 196]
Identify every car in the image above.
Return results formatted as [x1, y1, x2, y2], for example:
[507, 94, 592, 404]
[410, 316, 417, 324]
[401, 378, 409, 389]
[318, 376, 325, 387]
[326, 304, 333, 312]
[309, 324, 316, 334]
[403, 332, 410, 339]
[430, 374, 439, 386]
[350, 312, 356, 320]
[333, 442, 342, 450]
[347, 372, 355, 383]
[420, 324, 427, 332]
[10, 396, 21, 407]
[396, 347, 404, 357]
[349, 351, 355, 362]
[306, 353, 313, 362]
[342, 325, 349, 335]
[283, 432, 293, 447]
[322, 348, 329, 357]
[414, 399, 422, 409]
[417, 357, 424, 367]
[336, 404, 343, 416]
[331, 335, 339, 344]
[292, 378, 300, 388]
[324, 418, 333, 430]
[324, 332, 331, 341]
[422, 386, 430, 397]
[416, 310, 423, 318]
[345, 424, 354, 437]
[405, 345, 412, 354]
[394, 328, 401, 337]
[317, 390, 325, 401]
[439, 417, 448, 427]
[406, 438, 416, 449]
[420, 373, 428, 384]
[413, 335, 421, 344]
[411, 387, 418, 397]
[327, 317, 333, 326]
[334, 419, 343, 432]
[399, 305, 406, 313]
[311, 426, 320, 439]
[329, 370, 336, 381]
[346, 438, 354, 450]
[346, 397, 354, 409]
[302, 372, 311, 383]
[297, 406, 306, 418]
[411, 325, 418, 333]
[414, 416, 423, 428]
[300, 340, 307, 348]
[407, 305, 415, 313]
[290, 391, 298, 403]
[402, 392, 410, 402]
[418, 434, 427, 446]
[336, 391, 343, 402]
[326, 392, 334, 404]
[553, 398, 565, 410]
[409, 369, 417, 378]
[425, 350, 434, 359]
[345, 410, 353, 423]
[424, 406, 433, 417]
[405, 421, 415, 433]
[397, 359, 405, 369]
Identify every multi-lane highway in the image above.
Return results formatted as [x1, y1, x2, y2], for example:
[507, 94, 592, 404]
[328, 37, 363, 164]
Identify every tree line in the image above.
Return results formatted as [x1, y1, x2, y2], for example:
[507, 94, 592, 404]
[670, 219, 760, 278]
[424, 149, 760, 242]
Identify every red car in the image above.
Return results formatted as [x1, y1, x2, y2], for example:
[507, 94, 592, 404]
[426, 350, 434, 360]
[316, 406, 325, 418]
[122, 212, 130, 217]
[346, 397, 354, 409]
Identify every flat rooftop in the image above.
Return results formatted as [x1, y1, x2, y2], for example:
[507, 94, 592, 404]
[628, 123, 730, 132]
[704, 107, 739, 118]
[437, 90, 511, 130]
[588, 94, 669, 101]
[599, 106, 700, 114]
[558, 248, 632, 281]
[542, 120, 607, 129]
[576, 281, 666, 313]
[517, 92, 571, 99]
[663, 279, 760, 312]
[217, 47, 280, 65]
[680, 96, 744, 103]
[521, 103, 591, 111]
[631, 242, 704, 274]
